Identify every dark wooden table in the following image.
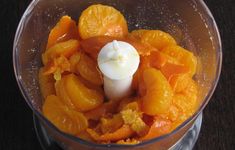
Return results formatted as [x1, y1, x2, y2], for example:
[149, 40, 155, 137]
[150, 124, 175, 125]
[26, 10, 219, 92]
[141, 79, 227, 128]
[0, 0, 234, 149]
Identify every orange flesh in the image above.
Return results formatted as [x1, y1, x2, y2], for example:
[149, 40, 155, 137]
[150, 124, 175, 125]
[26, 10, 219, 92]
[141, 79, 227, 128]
[38, 68, 56, 99]
[40, 4, 198, 144]
[47, 16, 79, 49]
[78, 4, 128, 39]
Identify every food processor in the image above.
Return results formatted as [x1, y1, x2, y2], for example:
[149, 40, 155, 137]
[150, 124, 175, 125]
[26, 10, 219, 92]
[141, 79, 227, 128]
[13, 0, 222, 149]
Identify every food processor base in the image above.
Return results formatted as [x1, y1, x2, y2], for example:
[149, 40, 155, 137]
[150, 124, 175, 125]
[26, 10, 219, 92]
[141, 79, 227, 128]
[33, 113, 202, 150]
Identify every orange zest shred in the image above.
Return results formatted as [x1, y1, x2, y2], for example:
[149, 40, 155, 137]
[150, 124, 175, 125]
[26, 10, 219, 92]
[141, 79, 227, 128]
[87, 125, 134, 142]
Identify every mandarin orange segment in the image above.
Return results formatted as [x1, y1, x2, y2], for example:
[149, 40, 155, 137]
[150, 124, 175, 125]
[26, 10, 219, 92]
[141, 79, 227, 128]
[76, 53, 103, 86]
[137, 73, 146, 97]
[142, 68, 173, 115]
[43, 95, 77, 134]
[77, 131, 94, 142]
[173, 82, 197, 118]
[64, 74, 104, 112]
[85, 100, 119, 120]
[136, 56, 152, 97]
[69, 52, 81, 73]
[157, 105, 179, 122]
[162, 45, 197, 76]
[42, 39, 79, 65]
[141, 30, 177, 50]
[124, 36, 158, 56]
[47, 16, 79, 49]
[170, 79, 198, 130]
[135, 52, 172, 96]
[84, 105, 106, 121]
[43, 95, 88, 135]
[43, 55, 71, 77]
[173, 94, 189, 114]
[42, 60, 58, 76]
[149, 51, 168, 69]
[167, 105, 180, 122]
[38, 68, 56, 99]
[130, 29, 149, 40]
[160, 62, 190, 80]
[55, 77, 76, 110]
[132, 69, 140, 91]
[169, 74, 191, 93]
[138, 51, 177, 72]
[172, 95, 193, 125]
[87, 125, 134, 142]
[80, 36, 118, 60]
[100, 114, 124, 134]
[65, 109, 89, 134]
[140, 117, 172, 141]
[76, 75, 104, 95]
[86, 128, 101, 141]
[181, 78, 198, 108]
[78, 4, 128, 39]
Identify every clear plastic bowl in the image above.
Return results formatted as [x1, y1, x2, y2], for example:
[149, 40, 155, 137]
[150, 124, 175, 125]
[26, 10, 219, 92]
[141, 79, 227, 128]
[13, 0, 222, 149]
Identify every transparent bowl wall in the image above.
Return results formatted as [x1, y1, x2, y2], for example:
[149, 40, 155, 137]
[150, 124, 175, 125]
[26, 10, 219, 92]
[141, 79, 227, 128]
[13, 0, 222, 149]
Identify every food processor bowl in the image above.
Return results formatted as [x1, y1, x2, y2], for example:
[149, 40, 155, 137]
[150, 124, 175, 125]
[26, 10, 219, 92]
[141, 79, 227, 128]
[13, 0, 222, 149]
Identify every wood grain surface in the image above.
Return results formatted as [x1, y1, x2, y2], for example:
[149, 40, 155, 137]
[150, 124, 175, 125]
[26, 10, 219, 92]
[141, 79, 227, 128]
[0, 0, 234, 149]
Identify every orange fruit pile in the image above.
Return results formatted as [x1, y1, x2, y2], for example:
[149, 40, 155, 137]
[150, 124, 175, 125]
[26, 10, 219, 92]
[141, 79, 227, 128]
[39, 4, 198, 144]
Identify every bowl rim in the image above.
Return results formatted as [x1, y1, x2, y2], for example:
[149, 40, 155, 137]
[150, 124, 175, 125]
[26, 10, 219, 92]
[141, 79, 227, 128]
[13, 0, 222, 148]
